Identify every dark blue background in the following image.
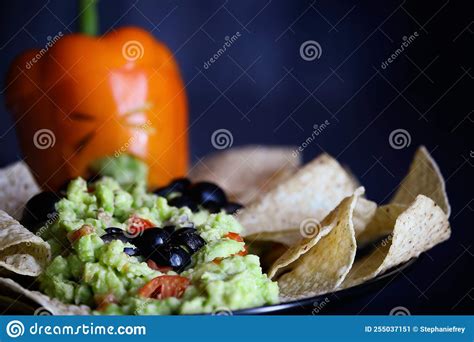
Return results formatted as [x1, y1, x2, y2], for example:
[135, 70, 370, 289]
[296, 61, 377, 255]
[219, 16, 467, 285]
[0, 0, 472, 314]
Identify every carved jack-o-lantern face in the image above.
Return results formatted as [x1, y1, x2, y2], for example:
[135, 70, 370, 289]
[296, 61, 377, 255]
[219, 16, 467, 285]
[6, 27, 188, 190]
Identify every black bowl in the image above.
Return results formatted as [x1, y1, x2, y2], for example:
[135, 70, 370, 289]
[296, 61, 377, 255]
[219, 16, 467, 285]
[232, 257, 417, 315]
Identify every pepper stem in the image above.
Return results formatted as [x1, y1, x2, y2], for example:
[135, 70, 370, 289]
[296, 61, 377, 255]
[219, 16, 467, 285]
[78, 0, 99, 36]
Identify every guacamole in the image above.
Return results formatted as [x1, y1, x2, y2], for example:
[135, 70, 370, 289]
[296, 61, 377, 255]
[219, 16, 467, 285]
[38, 177, 278, 314]
[88, 154, 148, 189]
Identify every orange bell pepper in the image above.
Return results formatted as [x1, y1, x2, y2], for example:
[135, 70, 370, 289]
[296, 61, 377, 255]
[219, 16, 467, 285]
[5, 1, 188, 190]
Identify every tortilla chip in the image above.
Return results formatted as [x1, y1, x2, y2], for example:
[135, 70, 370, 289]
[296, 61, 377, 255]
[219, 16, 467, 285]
[245, 229, 302, 247]
[189, 145, 301, 205]
[391, 146, 450, 216]
[245, 230, 303, 272]
[0, 211, 50, 277]
[353, 197, 377, 238]
[237, 154, 358, 235]
[0, 161, 40, 221]
[271, 188, 363, 300]
[342, 194, 451, 288]
[356, 203, 407, 247]
[0, 277, 90, 315]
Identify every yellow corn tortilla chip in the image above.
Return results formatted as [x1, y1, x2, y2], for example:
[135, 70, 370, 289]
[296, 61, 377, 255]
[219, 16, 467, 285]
[0, 161, 40, 221]
[237, 154, 358, 235]
[353, 197, 377, 238]
[189, 145, 301, 205]
[0, 277, 90, 315]
[245, 229, 303, 247]
[356, 203, 407, 247]
[0, 211, 50, 277]
[391, 146, 450, 216]
[245, 230, 303, 272]
[342, 194, 451, 288]
[271, 188, 363, 300]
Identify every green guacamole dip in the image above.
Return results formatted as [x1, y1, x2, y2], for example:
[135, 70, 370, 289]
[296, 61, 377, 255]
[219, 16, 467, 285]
[88, 154, 148, 189]
[38, 177, 278, 314]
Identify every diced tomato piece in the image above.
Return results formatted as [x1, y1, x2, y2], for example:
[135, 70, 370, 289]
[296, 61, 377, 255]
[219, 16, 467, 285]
[146, 259, 173, 273]
[128, 215, 155, 235]
[225, 232, 248, 256]
[94, 293, 117, 311]
[225, 232, 244, 242]
[212, 232, 248, 264]
[237, 245, 248, 257]
[138, 275, 190, 300]
[67, 225, 95, 243]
